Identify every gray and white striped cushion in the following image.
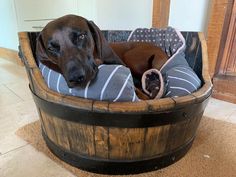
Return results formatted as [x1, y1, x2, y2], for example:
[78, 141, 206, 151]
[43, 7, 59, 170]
[39, 62, 139, 102]
[164, 66, 201, 97]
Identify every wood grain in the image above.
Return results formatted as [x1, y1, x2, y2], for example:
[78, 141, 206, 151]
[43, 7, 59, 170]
[165, 120, 190, 151]
[108, 128, 145, 160]
[207, 0, 234, 77]
[66, 121, 95, 156]
[40, 110, 58, 144]
[210, 0, 236, 103]
[94, 126, 109, 158]
[219, 1, 236, 75]
[41, 110, 96, 156]
[213, 75, 236, 104]
[143, 125, 170, 157]
[152, 0, 170, 28]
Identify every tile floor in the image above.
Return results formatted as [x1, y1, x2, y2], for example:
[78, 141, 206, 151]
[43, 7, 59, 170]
[0, 58, 235, 177]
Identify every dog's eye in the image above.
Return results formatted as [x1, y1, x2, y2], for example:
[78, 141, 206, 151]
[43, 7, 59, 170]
[48, 42, 60, 53]
[48, 47, 55, 52]
[78, 34, 86, 40]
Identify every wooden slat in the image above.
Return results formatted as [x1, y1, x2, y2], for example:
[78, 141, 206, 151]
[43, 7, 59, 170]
[108, 101, 149, 113]
[18, 32, 38, 68]
[40, 110, 58, 145]
[165, 119, 190, 151]
[92, 100, 109, 112]
[94, 126, 109, 158]
[66, 122, 95, 156]
[143, 125, 170, 157]
[146, 97, 175, 112]
[192, 82, 212, 102]
[108, 128, 145, 160]
[184, 112, 203, 143]
[152, 0, 170, 28]
[50, 117, 71, 150]
[41, 110, 96, 156]
[199, 33, 212, 83]
[171, 95, 196, 108]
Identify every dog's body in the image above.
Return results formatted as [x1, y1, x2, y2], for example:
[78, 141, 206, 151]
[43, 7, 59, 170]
[36, 15, 168, 95]
[110, 42, 168, 80]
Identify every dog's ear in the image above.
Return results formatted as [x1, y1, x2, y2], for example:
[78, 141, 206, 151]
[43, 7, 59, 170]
[87, 20, 124, 65]
[36, 33, 50, 62]
[36, 33, 62, 73]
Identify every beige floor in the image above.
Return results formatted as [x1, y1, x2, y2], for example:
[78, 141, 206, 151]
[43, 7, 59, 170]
[0, 58, 235, 177]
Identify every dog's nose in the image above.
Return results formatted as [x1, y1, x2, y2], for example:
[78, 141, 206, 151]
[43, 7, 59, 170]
[66, 60, 86, 85]
[68, 72, 85, 83]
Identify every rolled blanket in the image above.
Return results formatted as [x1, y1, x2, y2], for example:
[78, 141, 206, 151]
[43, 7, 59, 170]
[141, 69, 165, 99]
[38, 62, 139, 102]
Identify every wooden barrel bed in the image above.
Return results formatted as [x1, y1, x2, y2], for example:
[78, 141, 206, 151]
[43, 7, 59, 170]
[18, 31, 212, 174]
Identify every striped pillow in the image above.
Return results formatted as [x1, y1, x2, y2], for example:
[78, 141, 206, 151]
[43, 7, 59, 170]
[39, 62, 139, 102]
[164, 66, 201, 97]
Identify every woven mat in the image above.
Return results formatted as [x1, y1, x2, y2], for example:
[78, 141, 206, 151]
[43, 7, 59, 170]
[16, 117, 236, 177]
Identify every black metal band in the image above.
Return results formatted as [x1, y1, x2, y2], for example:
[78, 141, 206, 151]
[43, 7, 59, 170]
[42, 129, 194, 175]
[30, 86, 210, 128]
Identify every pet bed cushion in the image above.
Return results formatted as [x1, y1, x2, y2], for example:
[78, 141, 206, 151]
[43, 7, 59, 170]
[38, 62, 139, 102]
[128, 27, 201, 98]
[164, 66, 201, 97]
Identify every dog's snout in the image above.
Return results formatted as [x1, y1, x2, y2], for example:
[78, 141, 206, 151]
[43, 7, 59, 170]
[68, 71, 85, 83]
[65, 60, 86, 86]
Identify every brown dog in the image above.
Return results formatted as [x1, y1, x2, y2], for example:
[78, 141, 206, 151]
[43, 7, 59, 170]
[36, 15, 168, 94]
[36, 15, 124, 88]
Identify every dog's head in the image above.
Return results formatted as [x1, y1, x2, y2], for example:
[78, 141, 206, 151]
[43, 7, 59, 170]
[36, 15, 122, 88]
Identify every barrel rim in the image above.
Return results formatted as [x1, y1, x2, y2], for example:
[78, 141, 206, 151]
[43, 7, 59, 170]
[32, 84, 210, 127]
[18, 32, 212, 113]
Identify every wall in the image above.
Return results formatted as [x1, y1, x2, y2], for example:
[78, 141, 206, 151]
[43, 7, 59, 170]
[0, 0, 211, 51]
[93, 0, 210, 31]
[0, 0, 18, 50]
[95, 0, 152, 30]
[169, 0, 211, 32]
[77, 0, 97, 21]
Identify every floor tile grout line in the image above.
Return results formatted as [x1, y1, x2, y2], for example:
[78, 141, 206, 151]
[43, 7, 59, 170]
[226, 110, 236, 121]
[3, 84, 25, 101]
[0, 143, 30, 156]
